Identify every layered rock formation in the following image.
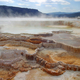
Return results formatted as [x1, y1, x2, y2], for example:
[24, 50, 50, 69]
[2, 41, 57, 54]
[0, 31, 80, 79]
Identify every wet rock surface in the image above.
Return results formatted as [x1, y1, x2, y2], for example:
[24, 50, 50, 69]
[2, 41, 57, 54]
[0, 31, 80, 79]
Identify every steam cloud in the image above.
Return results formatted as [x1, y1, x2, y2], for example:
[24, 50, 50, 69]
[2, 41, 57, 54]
[0, 17, 80, 34]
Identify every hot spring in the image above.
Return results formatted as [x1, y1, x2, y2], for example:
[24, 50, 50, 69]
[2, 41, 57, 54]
[0, 18, 80, 35]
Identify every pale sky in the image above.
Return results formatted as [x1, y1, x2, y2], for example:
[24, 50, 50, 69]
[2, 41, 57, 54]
[0, 0, 80, 13]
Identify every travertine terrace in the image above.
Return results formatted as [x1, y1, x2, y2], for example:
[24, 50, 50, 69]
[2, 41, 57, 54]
[0, 30, 80, 80]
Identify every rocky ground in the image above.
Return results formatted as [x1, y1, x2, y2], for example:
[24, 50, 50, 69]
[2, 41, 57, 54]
[0, 30, 80, 80]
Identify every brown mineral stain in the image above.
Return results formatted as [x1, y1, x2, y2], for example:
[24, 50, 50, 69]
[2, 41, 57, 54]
[4, 44, 35, 54]
[0, 69, 19, 80]
[38, 49, 67, 63]
[53, 55, 80, 66]
[42, 55, 56, 63]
